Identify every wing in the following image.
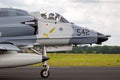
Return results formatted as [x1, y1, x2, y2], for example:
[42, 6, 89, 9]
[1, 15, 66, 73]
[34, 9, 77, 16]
[0, 44, 20, 51]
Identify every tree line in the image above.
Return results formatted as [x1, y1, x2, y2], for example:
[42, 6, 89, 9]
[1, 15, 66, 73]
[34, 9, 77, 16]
[70, 46, 120, 54]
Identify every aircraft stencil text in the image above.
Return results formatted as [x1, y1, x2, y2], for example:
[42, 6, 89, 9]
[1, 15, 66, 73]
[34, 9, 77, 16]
[77, 29, 89, 36]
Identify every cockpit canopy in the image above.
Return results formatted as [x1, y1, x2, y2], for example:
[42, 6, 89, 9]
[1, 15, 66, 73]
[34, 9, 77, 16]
[40, 12, 69, 23]
[0, 8, 29, 17]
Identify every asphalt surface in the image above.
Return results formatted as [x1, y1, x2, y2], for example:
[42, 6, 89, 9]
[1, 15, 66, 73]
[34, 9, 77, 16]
[0, 67, 120, 80]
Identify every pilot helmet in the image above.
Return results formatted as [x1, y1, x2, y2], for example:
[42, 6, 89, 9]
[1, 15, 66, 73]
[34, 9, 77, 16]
[49, 13, 54, 17]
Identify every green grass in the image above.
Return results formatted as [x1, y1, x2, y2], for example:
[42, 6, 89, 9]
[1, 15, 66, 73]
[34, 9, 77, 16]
[33, 54, 120, 67]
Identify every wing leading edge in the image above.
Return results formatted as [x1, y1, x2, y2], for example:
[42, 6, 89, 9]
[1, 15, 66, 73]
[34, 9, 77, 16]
[0, 44, 20, 51]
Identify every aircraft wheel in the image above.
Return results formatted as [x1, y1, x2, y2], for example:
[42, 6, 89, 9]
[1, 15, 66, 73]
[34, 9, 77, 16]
[41, 69, 49, 78]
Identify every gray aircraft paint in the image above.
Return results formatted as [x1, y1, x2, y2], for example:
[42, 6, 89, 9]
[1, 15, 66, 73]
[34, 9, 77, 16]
[0, 10, 105, 46]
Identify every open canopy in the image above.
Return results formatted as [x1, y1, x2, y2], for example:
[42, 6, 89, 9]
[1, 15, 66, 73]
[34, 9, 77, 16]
[40, 12, 69, 23]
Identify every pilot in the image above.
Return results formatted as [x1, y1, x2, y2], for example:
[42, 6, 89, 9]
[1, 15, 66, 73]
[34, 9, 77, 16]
[41, 13, 47, 19]
[48, 13, 55, 20]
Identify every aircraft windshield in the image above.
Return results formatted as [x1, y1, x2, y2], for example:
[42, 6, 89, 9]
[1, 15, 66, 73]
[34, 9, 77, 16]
[41, 13, 69, 23]
[56, 13, 69, 23]
[60, 16, 69, 23]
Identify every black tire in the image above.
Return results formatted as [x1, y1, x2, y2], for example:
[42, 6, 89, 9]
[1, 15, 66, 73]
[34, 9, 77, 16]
[41, 69, 49, 78]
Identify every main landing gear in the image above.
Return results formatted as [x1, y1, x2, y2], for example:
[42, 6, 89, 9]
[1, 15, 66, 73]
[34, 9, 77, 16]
[30, 46, 50, 78]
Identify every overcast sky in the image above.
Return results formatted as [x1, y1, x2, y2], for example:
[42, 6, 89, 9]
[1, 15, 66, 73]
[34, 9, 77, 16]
[0, 0, 120, 46]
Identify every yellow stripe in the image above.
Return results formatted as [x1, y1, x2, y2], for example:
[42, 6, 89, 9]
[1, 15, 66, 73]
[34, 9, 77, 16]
[43, 33, 48, 37]
[49, 27, 56, 34]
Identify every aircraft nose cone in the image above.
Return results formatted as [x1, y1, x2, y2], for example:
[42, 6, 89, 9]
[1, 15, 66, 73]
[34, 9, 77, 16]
[97, 32, 111, 44]
[42, 56, 50, 62]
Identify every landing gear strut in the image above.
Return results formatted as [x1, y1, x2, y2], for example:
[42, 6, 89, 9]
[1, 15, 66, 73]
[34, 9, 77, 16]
[30, 46, 50, 78]
[41, 46, 50, 78]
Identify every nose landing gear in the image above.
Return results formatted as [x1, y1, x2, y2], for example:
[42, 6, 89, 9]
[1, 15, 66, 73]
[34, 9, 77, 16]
[41, 46, 50, 78]
[30, 46, 50, 78]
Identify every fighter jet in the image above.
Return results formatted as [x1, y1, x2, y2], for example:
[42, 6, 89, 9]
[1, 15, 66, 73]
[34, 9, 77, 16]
[0, 8, 110, 78]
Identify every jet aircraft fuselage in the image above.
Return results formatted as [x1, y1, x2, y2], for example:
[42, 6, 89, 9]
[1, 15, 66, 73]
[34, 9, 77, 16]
[0, 8, 109, 46]
[0, 8, 110, 78]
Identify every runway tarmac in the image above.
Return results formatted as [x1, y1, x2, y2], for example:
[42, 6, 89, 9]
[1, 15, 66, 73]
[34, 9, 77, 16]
[0, 67, 120, 80]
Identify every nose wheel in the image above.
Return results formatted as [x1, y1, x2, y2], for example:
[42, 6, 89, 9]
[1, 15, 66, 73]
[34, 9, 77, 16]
[41, 65, 50, 78]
